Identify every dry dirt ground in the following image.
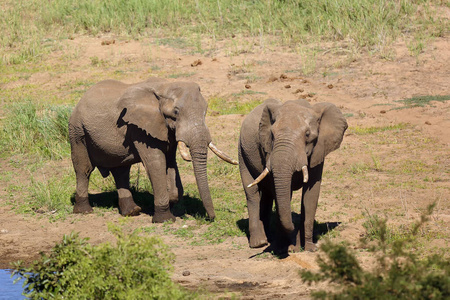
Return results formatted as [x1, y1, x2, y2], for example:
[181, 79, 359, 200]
[0, 34, 449, 299]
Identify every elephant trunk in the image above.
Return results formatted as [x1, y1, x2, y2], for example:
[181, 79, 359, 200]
[182, 125, 215, 220]
[271, 143, 308, 235]
[190, 145, 215, 220]
[271, 147, 297, 234]
[273, 171, 295, 234]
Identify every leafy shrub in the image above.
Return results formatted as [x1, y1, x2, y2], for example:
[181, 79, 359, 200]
[12, 225, 196, 299]
[301, 204, 450, 299]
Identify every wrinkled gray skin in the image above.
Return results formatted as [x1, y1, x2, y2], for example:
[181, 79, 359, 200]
[239, 98, 347, 252]
[69, 78, 233, 222]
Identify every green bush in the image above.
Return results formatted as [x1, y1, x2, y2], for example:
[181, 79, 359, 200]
[301, 204, 450, 299]
[12, 225, 196, 299]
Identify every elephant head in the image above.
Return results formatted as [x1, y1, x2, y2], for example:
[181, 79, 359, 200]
[249, 98, 347, 235]
[118, 79, 237, 220]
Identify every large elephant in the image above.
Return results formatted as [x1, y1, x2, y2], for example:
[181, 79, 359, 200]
[69, 77, 237, 223]
[238, 98, 347, 252]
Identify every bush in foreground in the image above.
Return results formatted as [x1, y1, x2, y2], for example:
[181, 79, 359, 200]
[301, 204, 450, 299]
[13, 225, 196, 299]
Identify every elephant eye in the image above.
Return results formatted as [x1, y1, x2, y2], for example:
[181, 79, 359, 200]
[174, 107, 180, 116]
[305, 130, 310, 137]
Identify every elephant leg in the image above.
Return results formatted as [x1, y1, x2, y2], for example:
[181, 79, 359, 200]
[241, 166, 268, 248]
[301, 163, 324, 252]
[110, 166, 141, 217]
[260, 186, 274, 244]
[71, 139, 94, 214]
[135, 142, 175, 223]
[166, 145, 183, 206]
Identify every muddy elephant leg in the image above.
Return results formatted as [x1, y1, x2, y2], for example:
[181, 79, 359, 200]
[71, 140, 94, 214]
[166, 145, 183, 206]
[135, 142, 175, 223]
[110, 166, 141, 216]
[241, 166, 268, 248]
[301, 163, 324, 252]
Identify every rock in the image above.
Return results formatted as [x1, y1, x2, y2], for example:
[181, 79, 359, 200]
[191, 59, 202, 67]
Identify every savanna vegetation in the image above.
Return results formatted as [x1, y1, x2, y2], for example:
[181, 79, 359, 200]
[301, 204, 450, 299]
[1, 0, 447, 66]
[0, 0, 448, 298]
[13, 225, 197, 299]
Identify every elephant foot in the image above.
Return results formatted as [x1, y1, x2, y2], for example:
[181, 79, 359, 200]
[119, 197, 141, 217]
[304, 241, 318, 252]
[288, 243, 301, 253]
[153, 205, 176, 223]
[249, 228, 268, 248]
[250, 237, 269, 248]
[73, 196, 93, 214]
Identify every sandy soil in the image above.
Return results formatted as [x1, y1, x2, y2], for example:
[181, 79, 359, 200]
[0, 34, 449, 299]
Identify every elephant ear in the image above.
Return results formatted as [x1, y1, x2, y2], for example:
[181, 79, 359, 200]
[118, 84, 169, 142]
[259, 98, 282, 154]
[310, 102, 348, 168]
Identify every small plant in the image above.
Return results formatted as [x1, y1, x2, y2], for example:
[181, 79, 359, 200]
[301, 204, 450, 299]
[12, 224, 196, 299]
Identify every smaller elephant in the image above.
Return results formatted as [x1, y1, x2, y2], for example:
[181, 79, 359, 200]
[239, 98, 347, 252]
[69, 77, 237, 223]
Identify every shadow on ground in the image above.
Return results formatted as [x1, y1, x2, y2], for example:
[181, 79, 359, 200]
[237, 212, 341, 257]
[70, 189, 207, 219]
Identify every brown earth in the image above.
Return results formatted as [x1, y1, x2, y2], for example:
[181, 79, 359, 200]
[0, 33, 449, 299]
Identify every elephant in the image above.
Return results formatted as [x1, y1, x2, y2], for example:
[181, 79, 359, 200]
[69, 77, 237, 223]
[238, 98, 347, 252]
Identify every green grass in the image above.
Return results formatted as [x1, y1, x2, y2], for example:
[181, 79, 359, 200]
[1, 0, 447, 65]
[394, 95, 450, 110]
[349, 123, 408, 135]
[168, 72, 196, 79]
[0, 100, 73, 159]
[208, 96, 263, 115]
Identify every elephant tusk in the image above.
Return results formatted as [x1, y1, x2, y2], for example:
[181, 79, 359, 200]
[208, 142, 238, 165]
[247, 168, 270, 188]
[302, 165, 309, 183]
[178, 141, 192, 161]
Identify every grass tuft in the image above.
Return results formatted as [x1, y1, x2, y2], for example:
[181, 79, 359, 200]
[394, 95, 450, 110]
[349, 123, 408, 135]
[0, 100, 73, 159]
[208, 96, 262, 115]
